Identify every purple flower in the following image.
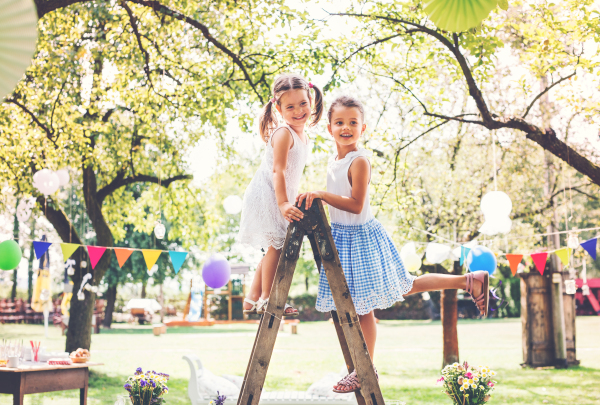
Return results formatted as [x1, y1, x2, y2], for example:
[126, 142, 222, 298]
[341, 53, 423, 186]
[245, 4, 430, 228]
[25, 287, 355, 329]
[135, 367, 143, 375]
[150, 380, 156, 388]
[140, 380, 147, 388]
[215, 391, 227, 405]
[124, 383, 132, 392]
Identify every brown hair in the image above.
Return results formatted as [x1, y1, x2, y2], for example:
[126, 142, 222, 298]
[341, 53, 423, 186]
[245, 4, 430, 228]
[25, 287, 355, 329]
[327, 95, 365, 122]
[258, 73, 324, 142]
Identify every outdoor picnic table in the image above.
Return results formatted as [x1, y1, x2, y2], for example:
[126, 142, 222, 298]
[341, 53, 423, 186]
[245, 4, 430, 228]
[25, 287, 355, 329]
[0, 361, 103, 405]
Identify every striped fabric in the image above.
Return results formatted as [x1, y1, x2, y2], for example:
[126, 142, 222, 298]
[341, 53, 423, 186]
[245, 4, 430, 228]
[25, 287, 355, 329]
[316, 218, 416, 315]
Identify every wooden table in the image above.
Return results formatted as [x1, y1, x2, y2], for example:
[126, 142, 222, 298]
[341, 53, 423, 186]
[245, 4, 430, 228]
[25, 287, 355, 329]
[0, 361, 103, 405]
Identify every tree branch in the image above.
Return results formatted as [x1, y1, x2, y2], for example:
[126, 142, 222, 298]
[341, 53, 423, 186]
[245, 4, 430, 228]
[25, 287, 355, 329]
[5, 98, 56, 144]
[522, 72, 576, 119]
[96, 173, 192, 203]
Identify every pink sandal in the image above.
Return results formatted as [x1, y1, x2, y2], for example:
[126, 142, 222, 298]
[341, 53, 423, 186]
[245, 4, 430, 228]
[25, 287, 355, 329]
[332, 367, 378, 393]
[466, 271, 489, 316]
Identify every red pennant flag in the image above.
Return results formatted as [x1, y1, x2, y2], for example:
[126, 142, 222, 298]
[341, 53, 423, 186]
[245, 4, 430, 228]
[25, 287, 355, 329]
[506, 254, 523, 276]
[87, 246, 107, 269]
[531, 252, 549, 275]
[113, 248, 134, 268]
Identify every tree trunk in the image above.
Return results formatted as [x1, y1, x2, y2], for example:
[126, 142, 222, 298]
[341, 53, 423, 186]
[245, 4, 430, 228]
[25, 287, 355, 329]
[141, 282, 147, 298]
[441, 260, 461, 367]
[103, 284, 118, 328]
[305, 276, 309, 292]
[11, 198, 20, 300]
[27, 220, 36, 302]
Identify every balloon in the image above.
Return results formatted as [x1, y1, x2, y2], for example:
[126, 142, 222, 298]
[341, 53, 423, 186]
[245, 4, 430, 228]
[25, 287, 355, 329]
[55, 169, 70, 187]
[33, 169, 60, 196]
[202, 254, 231, 289]
[480, 191, 512, 217]
[478, 216, 512, 236]
[223, 195, 243, 215]
[466, 245, 497, 275]
[424, 0, 498, 32]
[0, 240, 22, 270]
[400, 243, 422, 273]
[425, 243, 451, 264]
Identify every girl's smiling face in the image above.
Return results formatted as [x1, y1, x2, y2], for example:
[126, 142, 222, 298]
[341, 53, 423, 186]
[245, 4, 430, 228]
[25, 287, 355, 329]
[276, 89, 311, 126]
[328, 106, 366, 147]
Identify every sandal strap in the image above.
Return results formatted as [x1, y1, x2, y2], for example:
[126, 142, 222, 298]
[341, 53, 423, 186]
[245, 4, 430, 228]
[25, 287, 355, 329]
[244, 298, 257, 306]
[338, 371, 360, 387]
[284, 303, 297, 312]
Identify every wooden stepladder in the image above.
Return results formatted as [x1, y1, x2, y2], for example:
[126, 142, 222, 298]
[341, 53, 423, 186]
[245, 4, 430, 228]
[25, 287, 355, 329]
[237, 199, 384, 405]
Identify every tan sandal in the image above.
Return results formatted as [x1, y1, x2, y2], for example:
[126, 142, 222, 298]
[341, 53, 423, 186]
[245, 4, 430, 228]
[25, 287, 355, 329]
[332, 366, 378, 393]
[466, 271, 489, 316]
[243, 298, 261, 315]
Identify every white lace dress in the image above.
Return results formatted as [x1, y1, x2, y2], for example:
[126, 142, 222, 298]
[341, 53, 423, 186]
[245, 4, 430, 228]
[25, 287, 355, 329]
[237, 125, 309, 250]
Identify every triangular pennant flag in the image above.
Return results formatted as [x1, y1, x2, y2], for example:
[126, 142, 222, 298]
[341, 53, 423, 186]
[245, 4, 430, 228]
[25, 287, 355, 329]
[531, 252, 549, 275]
[87, 246, 107, 269]
[506, 254, 524, 276]
[60, 243, 80, 261]
[580, 238, 597, 260]
[142, 250, 162, 271]
[113, 248, 134, 268]
[33, 241, 52, 259]
[554, 248, 572, 267]
[169, 251, 188, 274]
[460, 246, 471, 266]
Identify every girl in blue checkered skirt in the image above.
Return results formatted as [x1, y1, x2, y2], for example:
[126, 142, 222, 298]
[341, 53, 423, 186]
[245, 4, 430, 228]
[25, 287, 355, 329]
[296, 96, 490, 393]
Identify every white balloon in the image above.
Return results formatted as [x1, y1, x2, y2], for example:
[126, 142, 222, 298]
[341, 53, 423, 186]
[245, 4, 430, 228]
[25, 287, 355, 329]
[480, 191, 512, 217]
[425, 242, 451, 264]
[400, 242, 417, 258]
[33, 169, 60, 196]
[55, 169, 70, 187]
[223, 195, 243, 215]
[16, 198, 33, 222]
[402, 253, 422, 273]
[479, 216, 512, 236]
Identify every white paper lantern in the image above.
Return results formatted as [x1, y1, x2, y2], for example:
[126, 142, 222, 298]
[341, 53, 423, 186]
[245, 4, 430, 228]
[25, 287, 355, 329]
[223, 195, 243, 215]
[564, 279, 576, 295]
[154, 221, 166, 239]
[55, 169, 70, 187]
[77, 291, 85, 301]
[479, 216, 512, 236]
[566, 233, 579, 249]
[425, 243, 452, 264]
[480, 191, 512, 217]
[67, 267, 75, 276]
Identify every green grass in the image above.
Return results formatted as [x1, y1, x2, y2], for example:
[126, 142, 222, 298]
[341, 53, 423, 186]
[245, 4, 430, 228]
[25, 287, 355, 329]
[1, 317, 598, 404]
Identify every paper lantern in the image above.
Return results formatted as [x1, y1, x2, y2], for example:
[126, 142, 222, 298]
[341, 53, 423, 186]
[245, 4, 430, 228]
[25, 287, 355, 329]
[566, 233, 579, 249]
[0, 239, 22, 270]
[154, 221, 166, 239]
[424, 0, 498, 33]
[466, 245, 497, 275]
[425, 242, 451, 264]
[400, 242, 422, 273]
[223, 195, 243, 215]
[202, 254, 231, 289]
[480, 191, 512, 217]
[0, 0, 38, 98]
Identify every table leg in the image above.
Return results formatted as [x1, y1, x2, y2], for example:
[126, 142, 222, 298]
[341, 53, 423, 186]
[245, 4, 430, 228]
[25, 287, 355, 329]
[13, 393, 24, 405]
[80, 368, 89, 405]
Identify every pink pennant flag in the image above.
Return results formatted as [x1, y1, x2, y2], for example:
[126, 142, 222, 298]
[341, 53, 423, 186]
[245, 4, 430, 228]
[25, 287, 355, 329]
[87, 246, 107, 269]
[531, 252, 549, 275]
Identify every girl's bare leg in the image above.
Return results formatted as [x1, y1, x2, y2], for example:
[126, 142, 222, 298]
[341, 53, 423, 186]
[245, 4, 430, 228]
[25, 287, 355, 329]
[405, 273, 467, 295]
[243, 258, 263, 310]
[359, 311, 377, 360]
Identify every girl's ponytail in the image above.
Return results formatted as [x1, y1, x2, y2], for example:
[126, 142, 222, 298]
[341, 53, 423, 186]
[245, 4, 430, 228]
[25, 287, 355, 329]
[309, 83, 324, 127]
[259, 99, 278, 143]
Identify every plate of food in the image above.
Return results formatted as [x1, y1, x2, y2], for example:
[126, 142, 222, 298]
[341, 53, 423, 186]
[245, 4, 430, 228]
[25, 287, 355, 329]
[70, 348, 90, 363]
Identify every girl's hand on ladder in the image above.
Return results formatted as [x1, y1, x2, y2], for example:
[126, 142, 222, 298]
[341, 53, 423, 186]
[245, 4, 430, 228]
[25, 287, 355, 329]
[279, 202, 304, 223]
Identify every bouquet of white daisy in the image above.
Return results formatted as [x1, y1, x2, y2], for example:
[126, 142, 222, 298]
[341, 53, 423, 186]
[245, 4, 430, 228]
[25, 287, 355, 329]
[437, 361, 497, 405]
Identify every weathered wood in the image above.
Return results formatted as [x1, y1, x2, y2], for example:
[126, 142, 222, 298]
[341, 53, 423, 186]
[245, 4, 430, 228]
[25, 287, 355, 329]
[441, 261, 460, 367]
[309, 201, 384, 404]
[238, 199, 383, 405]
[237, 220, 304, 405]
[562, 272, 579, 366]
[520, 277, 529, 365]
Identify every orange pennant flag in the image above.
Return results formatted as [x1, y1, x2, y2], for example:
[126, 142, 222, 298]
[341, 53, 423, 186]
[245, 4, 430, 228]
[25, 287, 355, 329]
[113, 248, 134, 268]
[141, 249, 162, 271]
[506, 254, 524, 276]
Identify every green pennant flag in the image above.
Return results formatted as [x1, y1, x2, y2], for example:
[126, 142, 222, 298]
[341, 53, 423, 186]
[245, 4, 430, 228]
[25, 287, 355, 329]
[60, 243, 80, 261]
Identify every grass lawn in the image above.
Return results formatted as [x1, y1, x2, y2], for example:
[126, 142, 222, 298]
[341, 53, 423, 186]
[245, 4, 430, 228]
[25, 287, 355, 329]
[0, 317, 598, 404]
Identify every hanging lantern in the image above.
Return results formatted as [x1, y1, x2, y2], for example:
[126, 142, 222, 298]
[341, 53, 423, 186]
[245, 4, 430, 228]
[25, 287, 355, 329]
[566, 233, 579, 249]
[77, 291, 85, 301]
[154, 220, 166, 239]
[564, 279, 576, 295]
[67, 267, 75, 276]
[582, 284, 590, 296]
[81, 260, 87, 268]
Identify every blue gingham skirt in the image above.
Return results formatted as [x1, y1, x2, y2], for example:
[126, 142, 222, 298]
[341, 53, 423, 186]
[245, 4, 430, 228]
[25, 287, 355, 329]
[316, 218, 416, 315]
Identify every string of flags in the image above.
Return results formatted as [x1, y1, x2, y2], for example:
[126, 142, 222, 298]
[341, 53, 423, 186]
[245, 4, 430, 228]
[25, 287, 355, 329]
[32, 240, 188, 274]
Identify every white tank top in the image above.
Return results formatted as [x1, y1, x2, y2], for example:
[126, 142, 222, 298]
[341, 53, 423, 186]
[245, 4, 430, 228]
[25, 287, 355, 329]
[327, 148, 374, 225]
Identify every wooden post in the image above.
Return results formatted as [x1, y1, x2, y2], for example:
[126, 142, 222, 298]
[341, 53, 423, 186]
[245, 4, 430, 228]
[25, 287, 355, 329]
[562, 272, 579, 366]
[228, 280, 233, 322]
[441, 261, 460, 367]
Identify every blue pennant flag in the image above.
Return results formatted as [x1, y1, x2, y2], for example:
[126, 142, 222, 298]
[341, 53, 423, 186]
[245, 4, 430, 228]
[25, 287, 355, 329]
[580, 238, 597, 261]
[460, 246, 471, 266]
[169, 251, 188, 274]
[33, 241, 52, 259]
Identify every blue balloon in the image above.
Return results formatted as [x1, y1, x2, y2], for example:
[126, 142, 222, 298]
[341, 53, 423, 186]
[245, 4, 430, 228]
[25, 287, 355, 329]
[466, 246, 497, 275]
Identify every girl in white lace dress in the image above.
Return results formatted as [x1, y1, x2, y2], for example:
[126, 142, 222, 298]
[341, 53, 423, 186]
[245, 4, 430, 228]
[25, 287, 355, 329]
[237, 73, 323, 316]
[297, 96, 489, 393]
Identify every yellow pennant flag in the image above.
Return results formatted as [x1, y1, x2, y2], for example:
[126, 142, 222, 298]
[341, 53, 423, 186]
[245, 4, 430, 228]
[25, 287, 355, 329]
[141, 250, 162, 271]
[554, 248, 572, 267]
[60, 243, 80, 261]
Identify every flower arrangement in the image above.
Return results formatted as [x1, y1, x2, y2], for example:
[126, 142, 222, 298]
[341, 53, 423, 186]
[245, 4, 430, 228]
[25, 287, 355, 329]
[123, 367, 169, 405]
[437, 361, 497, 405]
[209, 392, 227, 405]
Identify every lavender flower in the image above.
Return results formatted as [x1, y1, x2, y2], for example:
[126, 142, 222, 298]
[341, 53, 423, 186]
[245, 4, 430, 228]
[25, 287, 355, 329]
[123, 383, 132, 392]
[135, 367, 143, 375]
[215, 391, 227, 405]
[150, 380, 156, 388]
[140, 379, 147, 388]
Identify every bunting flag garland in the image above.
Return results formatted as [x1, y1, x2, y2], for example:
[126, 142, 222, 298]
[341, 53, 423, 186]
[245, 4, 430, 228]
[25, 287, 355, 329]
[113, 248, 134, 268]
[60, 243, 80, 261]
[506, 254, 523, 276]
[580, 238, 597, 260]
[33, 241, 52, 259]
[168, 251, 188, 274]
[531, 252, 549, 275]
[554, 248, 572, 267]
[141, 249, 162, 271]
[87, 246, 107, 269]
[460, 246, 471, 266]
